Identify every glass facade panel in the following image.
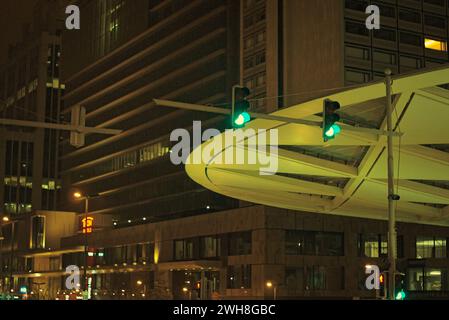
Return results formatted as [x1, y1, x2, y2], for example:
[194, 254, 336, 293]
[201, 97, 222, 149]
[286, 230, 344, 256]
[228, 232, 252, 256]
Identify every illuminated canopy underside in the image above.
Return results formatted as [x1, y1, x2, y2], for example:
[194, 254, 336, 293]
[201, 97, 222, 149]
[186, 67, 449, 227]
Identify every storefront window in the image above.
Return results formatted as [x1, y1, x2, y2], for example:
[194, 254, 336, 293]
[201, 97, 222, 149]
[407, 267, 448, 291]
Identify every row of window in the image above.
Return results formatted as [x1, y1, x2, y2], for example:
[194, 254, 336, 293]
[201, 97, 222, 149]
[174, 232, 252, 261]
[287, 265, 448, 292]
[71, 140, 171, 183]
[286, 230, 344, 256]
[345, 58, 446, 84]
[62, 243, 154, 268]
[285, 230, 448, 259]
[346, 19, 449, 52]
[347, 0, 449, 24]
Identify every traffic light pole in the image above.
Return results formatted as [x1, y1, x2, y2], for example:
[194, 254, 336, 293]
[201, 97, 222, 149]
[84, 197, 89, 298]
[0, 118, 121, 135]
[153, 99, 402, 138]
[385, 69, 397, 300]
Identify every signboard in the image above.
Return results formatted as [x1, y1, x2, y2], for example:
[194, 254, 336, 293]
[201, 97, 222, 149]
[81, 216, 94, 234]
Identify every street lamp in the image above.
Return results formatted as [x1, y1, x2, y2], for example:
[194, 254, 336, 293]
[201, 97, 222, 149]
[266, 281, 277, 300]
[0, 216, 7, 294]
[73, 191, 98, 299]
[1, 215, 15, 294]
[136, 280, 146, 299]
[73, 192, 82, 199]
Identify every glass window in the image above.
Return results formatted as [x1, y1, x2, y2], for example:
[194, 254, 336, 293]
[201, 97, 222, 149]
[425, 268, 445, 291]
[227, 265, 251, 289]
[408, 267, 448, 291]
[305, 266, 326, 291]
[228, 232, 252, 256]
[285, 268, 304, 292]
[200, 236, 220, 259]
[345, 68, 371, 84]
[286, 230, 343, 256]
[416, 236, 447, 258]
[358, 234, 391, 258]
[31, 216, 45, 249]
[373, 50, 396, 64]
[424, 38, 448, 51]
[400, 32, 422, 47]
[345, 45, 370, 60]
[345, 20, 369, 36]
[399, 9, 421, 23]
[174, 239, 195, 261]
[435, 238, 447, 258]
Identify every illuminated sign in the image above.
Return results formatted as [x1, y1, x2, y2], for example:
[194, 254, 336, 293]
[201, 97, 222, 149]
[81, 217, 94, 234]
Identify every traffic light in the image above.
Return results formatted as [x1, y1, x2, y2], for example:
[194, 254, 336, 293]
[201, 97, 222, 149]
[377, 272, 387, 300]
[322, 99, 341, 142]
[232, 86, 251, 128]
[395, 273, 407, 300]
[70, 105, 86, 148]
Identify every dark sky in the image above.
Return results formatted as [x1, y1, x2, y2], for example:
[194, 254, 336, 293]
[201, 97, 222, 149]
[0, 0, 37, 65]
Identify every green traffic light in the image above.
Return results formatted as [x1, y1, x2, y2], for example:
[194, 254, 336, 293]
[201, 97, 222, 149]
[234, 112, 251, 127]
[395, 290, 406, 300]
[324, 124, 341, 138]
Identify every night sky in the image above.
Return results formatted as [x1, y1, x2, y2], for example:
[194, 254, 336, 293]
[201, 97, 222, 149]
[0, 0, 36, 65]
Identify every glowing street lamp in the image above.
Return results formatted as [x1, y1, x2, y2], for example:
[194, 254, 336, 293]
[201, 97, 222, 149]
[266, 281, 277, 300]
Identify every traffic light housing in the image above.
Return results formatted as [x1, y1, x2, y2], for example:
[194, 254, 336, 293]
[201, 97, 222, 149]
[70, 105, 86, 148]
[232, 86, 251, 128]
[395, 273, 407, 300]
[377, 272, 387, 300]
[322, 99, 341, 142]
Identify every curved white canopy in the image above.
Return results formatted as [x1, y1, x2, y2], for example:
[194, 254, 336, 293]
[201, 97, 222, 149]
[186, 67, 449, 226]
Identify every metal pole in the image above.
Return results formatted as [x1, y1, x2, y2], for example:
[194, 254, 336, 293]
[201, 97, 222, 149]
[385, 69, 397, 300]
[84, 197, 89, 296]
[0, 222, 3, 294]
[274, 286, 277, 301]
[0, 118, 122, 135]
[153, 99, 403, 137]
[231, 85, 238, 124]
[9, 222, 15, 293]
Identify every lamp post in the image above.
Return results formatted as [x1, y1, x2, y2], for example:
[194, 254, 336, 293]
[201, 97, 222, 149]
[0, 216, 8, 294]
[137, 280, 146, 299]
[266, 281, 277, 300]
[74, 192, 88, 295]
[74, 192, 99, 298]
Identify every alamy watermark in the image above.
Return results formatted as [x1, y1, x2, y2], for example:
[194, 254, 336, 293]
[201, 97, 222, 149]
[65, 5, 80, 30]
[366, 5, 380, 30]
[170, 121, 279, 175]
[365, 265, 381, 290]
[65, 265, 81, 290]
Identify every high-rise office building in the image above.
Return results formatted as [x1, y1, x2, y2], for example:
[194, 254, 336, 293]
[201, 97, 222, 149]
[0, 0, 65, 217]
[0, 0, 68, 296]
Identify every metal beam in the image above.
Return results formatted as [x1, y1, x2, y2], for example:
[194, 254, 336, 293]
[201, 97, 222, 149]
[0, 118, 122, 135]
[153, 99, 403, 137]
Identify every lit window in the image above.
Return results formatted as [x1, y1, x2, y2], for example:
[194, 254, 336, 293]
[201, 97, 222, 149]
[424, 38, 448, 51]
